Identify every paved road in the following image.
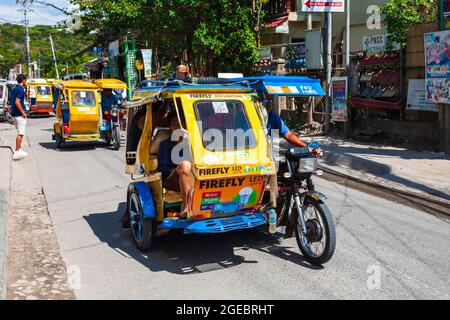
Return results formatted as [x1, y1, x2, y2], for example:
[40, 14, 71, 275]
[26, 117, 450, 300]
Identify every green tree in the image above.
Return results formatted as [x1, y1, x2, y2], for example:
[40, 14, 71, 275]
[71, 0, 267, 75]
[0, 23, 96, 78]
[381, 0, 439, 45]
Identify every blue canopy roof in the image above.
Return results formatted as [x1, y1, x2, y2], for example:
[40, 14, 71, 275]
[232, 76, 325, 97]
[137, 79, 251, 93]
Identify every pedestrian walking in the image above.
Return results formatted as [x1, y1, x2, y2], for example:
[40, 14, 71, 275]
[10, 74, 28, 160]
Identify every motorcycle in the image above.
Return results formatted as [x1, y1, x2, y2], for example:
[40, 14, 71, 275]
[263, 142, 336, 265]
[2, 105, 15, 125]
[100, 104, 124, 151]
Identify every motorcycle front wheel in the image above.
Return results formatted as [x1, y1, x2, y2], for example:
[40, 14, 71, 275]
[294, 197, 336, 266]
[112, 125, 121, 150]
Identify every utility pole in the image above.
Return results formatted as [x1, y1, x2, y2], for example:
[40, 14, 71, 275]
[17, 0, 33, 79]
[344, 0, 350, 68]
[49, 35, 60, 79]
[306, 13, 315, 126]
[37, 51, 41, 78]
[324, 12, 333, 134]
[344, 0, 351, 136]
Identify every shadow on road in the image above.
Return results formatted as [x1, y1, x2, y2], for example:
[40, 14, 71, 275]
[39, 141, 125, 152]
[0, 146, 13, 154]
[84, 203, 322, 275]
[39, 141, 97, 152]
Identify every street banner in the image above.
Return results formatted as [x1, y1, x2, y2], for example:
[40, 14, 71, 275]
[305, 28, 324, 70]
[363, 34, 400, 52]
[407, 80, 439, 112]
[301, 0, 345, 13]
[331, 77, 348, 122]
[424, 30, 450, 104]
[141, 49, 153, 79]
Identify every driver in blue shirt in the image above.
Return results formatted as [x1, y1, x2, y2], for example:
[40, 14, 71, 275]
[264, 100, 308, 148]
[101, 89, 119, 116]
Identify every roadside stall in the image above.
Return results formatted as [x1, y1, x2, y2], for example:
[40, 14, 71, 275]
[349, 35, 403, 119]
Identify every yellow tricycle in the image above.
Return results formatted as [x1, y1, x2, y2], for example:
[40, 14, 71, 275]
[26, 79, 54, 116]
[122, 76, 336, 266]
[52, 80, 101, 148]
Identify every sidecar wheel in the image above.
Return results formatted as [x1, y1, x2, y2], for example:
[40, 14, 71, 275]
[128, 189, 153, 252]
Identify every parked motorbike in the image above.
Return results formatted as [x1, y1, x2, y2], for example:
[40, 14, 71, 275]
[264, 142, 336, 265]
[100, 104, 124, 151]
[2, 105, 15, 125]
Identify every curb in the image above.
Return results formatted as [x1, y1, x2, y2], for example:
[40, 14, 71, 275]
[318, 164, 450, 214]
[321, 150, 391, 176]
[0, 134, 11, 300]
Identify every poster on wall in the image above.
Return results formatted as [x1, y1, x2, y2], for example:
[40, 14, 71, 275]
[407, 80, 439, 112]
[331, 77, 348, 122]
[141, 49, 153, 79]
[424, 30, 450, 104]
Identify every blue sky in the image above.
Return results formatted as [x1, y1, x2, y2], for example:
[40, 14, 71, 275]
[0, 0, 75, 26]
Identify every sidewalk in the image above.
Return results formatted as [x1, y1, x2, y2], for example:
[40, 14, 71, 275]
[0, 124, 13, 299]
[0, 122, 74, 300]
[303, 136, 450, 205]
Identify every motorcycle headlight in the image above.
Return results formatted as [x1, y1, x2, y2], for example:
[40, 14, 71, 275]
[298, 158, 317, 173]
[111, 108, 119, 117]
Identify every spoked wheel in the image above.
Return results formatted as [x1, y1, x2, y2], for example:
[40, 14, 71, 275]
[112, 125, 121, 151]
[295, 198, 336, 266]
[128, 190, 153, 251]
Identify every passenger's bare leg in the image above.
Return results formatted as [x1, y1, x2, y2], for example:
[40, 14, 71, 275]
[16, 135, 23, 152]
[177, 161, 192, 215]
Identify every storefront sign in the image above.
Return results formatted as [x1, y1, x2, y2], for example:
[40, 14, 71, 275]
[305, 28, 324, 70]
[424, 30, 450, 104]
[127, 50, 137, 89]
[141, 49, 153, 78]
[331, 77, 348, 122]
[275, 23, 289, 34]
[301, 0, 345, 13]
[258, 47, 272, 61]
[407, 80, 439, 112]
[363, 34, 400, 52]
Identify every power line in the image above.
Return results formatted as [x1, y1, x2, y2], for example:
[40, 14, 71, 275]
[30, 9, 59, 23]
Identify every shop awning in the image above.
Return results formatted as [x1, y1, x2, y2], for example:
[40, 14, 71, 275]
[350, 97, 402, 110]
[233, 76, 325, 97]
[266, 16, 288, 28]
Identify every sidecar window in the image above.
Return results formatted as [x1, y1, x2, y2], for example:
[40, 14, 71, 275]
[194, 100, 256, 151]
